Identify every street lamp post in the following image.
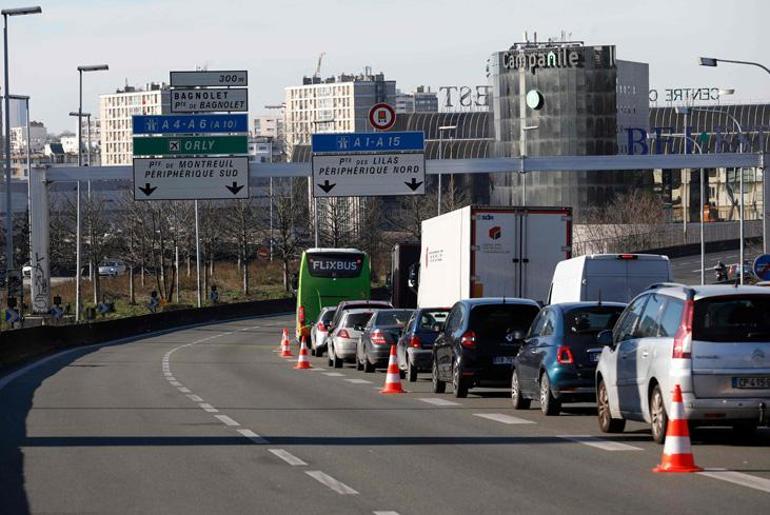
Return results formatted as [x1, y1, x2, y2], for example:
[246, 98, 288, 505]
[437, 125, 456, 215]
[700, 56, 770, 275]
[2, 5, 41, 303]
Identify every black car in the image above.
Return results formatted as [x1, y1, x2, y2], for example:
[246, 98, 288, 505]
[397, 307, 450, 382]
[356, 309, 414, 372]
[433, 298, 540, 398]
[512, 302, 626, 415]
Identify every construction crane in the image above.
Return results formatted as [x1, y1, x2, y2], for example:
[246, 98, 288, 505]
[314, 52, 326, 78]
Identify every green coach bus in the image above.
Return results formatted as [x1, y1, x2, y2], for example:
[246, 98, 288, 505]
[295, 248, 371, 340]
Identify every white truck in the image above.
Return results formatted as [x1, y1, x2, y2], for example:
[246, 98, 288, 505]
[417, 205, 572, 307]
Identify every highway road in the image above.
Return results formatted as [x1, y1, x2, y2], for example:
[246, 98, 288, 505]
[670, 247, 764, 284]
[1, 313, 769, 514]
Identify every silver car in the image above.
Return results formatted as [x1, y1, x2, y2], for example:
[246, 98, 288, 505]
[310, 307, 336, 357]
[327, 309, 373, 369]
[596, 284, 770, 443]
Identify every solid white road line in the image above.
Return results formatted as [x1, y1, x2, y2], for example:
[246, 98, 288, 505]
[305, 471, 359, 495]
[268, 448, 307, 466]
[699, 469, 770, 494]
[323, 372, 345, 377]
[473, 413, 536, 425]
[199, 403, 218, 413]
[237, 428, 267, 444]
[177, 387, 191, 393]
[186, 394, 203, 402]
[417, 398, 460, 407]
[557, 435, 643, 451]
[214, 414, 240, 426]
[345, 378, 372, 384]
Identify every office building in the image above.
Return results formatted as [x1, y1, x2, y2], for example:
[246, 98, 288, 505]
[395, 86, 439, 114]
[10, 121, 47, 155]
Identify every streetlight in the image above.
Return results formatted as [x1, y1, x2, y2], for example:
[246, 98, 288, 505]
[2, 5, 41, 302]
[700, 56, 770, 259]
[437, 125, 456, 215]
[76, 64, 108, 167]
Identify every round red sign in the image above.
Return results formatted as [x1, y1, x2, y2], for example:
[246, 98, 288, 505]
[368, 103, 396, 130]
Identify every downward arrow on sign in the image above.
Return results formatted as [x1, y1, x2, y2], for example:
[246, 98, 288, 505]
[226, 182, 244, 195]
[138, 183, 157, 196]
[404, 178, 423, 191]
[318, 180, 336, 194]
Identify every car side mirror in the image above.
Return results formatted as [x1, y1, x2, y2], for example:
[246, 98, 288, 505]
[597, 330, 614, 348]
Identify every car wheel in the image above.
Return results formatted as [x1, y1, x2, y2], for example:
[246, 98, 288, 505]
[432, 359, 446, 394]
[333, 349, 343, 369]
[407, 358, 418, 383]
[356, 352, 364, 371]
[363, 355, 374, 373]
[327, 343, 334, 367]
[511, 369, 531, 410]
[453, 361, 468, 398]
[650, 384, 668, 444]
[597, 380, 625, 433]
[539, 372, 560, 416]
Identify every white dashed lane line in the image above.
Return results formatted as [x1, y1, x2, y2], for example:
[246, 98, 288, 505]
[168, 381, 182, 387]
[474, 413, 536, 425]
[345, 378, 372, 384]
[178, 387, 191, 393]
[417, 398, 460, 407]
[214, 414, 240, 427]
[237, 428, 268, 444]
[373, 511, 400, 515]
[268, 448, 308, 466]
[699, 469, 770, 494]
[305, 471, 359, 495]
[323, 372, 345, 377]
[199, 403, 218, 413]
[557, 435, 643, 451]
[186, 394, 204, 402]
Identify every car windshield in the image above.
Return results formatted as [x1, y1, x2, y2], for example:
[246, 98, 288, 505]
[375, 310, 412, 327]
[342, 312, 372, 328]
[565, 306, 624, 335]
[418, 310, 449, 331]
[693, 295, 770, 342]
[469, 304, 540, 341]
[321, 309, 336, 323]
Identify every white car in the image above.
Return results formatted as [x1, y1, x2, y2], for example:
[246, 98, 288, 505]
[327, 309, 374, 369]
[310, 307, 336, 357]
[98, 260, 127, 277]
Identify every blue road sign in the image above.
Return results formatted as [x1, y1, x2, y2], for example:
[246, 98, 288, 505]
[753, 254, 770, 281]
[132, 114, 248, 135]
[312, 131, 424, 154]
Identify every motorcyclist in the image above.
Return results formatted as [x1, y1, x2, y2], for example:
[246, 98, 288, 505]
[714, 260, 728, 282]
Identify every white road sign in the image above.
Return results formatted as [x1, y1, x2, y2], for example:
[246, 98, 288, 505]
[312, 152, 425, 197]
[133, 157, 249, 200]
[170, 70, 248, 87]
[170, 88, 248, 113]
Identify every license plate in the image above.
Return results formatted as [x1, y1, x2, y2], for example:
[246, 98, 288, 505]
[493, 356, 515, 365]
[589, 352, 601, 363]
[733, 376, 770, 389]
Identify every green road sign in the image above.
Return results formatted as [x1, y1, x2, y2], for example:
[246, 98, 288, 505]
[133, 135, 248, 156]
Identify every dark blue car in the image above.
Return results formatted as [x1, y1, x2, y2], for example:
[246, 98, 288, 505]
[396, 307, 450, 382]
[512, 302, 626, 415]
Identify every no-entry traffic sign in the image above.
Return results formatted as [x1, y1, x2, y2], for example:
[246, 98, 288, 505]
[369, 103, 396, 130]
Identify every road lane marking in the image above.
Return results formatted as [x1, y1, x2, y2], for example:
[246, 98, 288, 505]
[169, 381, 182, 387]
[418, 398, 460, 407]
[214, 414, 240, 426]
[373, 512, 400, 515]
[474, 413, 536, 425]
[268, 448, 307, 466]
[699, 469, 770, 494]
[345, 378, 372, 384]
[178, 387, 191, 393]
[237, 428, 267, 444]
[323, 372, 345, 377]
[199, 403, 218, 413]
[557, 435, 643, 451]
[305, 471, 358, 495]
[186, 394, 203, 402]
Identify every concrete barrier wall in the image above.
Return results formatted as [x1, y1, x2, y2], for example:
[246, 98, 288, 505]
[0, 297, 295, 371]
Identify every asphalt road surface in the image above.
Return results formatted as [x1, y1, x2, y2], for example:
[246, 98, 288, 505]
[2, 313, 769, 514]
[670, 247, 764, 284]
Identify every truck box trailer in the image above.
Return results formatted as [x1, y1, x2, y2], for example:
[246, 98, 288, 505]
[417, 205, 572, 307]
[388, 242, 420, 308]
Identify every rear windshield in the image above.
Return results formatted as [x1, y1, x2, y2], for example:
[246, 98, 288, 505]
[342, 312, 372, 328]
[565, 307, 624, 335]
[306, 253, 364, 278]
[694, 295, 770, 342]
[375, 310, 413, 327]
[469, 304, 540, 341]
[320, 309, 336, 322]
[418, 310, 449, 331]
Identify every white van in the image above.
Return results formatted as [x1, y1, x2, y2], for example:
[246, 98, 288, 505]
[548, 254, 672, 304]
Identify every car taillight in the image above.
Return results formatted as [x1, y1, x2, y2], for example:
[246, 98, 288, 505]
[460, 330, 476, 349]
[298, 306, 306, 324]
[409, 335, 421, 348]
[317, 321, 326, 331]
[338, 329, 350, 339]
[371, 330, 387, 345]
[556, 345, 574, 365]
[672, 299, 694, 359]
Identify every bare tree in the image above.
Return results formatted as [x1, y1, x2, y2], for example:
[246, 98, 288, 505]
[226, 198, 260, 295]
[272, 183, 308, 291]
[317, 197, 357, 248]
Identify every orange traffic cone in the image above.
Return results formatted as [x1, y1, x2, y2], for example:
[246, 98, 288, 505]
[380, 345, 406, 394]
[279, 330, 294, 358]
[278, 328, 289, 351]
[294, 337, 312, 369]
[653, 384, 702, 473]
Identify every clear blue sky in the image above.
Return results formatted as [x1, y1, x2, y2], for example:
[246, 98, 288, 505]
[5, 0, 769, 132]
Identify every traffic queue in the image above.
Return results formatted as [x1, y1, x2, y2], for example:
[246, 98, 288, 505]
[293, 243, 770, 445]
